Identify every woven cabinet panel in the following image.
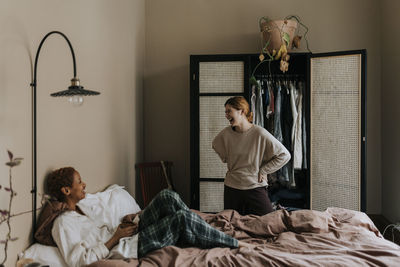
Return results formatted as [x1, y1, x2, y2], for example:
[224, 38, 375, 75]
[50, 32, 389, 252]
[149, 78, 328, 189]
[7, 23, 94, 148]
[200, 181, 224, 212]
[310, 54, 361, 211]
[199, 61, 244, 93]
[200, 96, 233, 178]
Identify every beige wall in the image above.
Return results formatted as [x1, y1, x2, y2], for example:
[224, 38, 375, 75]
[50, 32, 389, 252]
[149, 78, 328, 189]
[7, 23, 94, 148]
[381, 0, 400, 223]
[144, 0, 382, 212]
[0, 0, 145, 265]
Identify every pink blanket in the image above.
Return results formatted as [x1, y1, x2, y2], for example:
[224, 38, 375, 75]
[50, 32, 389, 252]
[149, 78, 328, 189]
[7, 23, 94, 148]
[88, 208, 400, 267]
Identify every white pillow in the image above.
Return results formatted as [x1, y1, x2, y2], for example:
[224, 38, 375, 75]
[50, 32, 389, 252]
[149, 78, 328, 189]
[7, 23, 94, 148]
[78, 184, 141, 229]
[107, 184, 141, 219]
[19, 243, 68, 267]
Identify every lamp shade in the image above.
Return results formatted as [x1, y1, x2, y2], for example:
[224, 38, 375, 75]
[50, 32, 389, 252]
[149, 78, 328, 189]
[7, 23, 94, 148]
[50, 77, 100, 97]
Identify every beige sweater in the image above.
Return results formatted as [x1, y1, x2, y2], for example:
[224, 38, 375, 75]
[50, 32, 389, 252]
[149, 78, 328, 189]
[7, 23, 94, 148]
[212, 125, 291, 190]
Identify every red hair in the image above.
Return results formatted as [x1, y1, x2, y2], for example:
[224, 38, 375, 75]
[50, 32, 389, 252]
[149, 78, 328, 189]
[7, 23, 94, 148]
[224, 96, 253, 123]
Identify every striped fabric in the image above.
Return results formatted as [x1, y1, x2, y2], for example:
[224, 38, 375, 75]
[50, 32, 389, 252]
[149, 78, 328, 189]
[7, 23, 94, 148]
[138, 189, 238, 257]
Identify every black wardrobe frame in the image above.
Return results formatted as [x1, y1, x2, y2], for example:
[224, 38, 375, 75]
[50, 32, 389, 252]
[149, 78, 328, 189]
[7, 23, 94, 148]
[190, 50, 366, 212]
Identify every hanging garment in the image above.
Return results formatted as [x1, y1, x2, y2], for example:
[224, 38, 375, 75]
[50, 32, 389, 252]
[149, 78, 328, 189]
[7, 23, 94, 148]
[273, 82, 289, 183]
[300, 81, 307, 169]
[264, 80, 270, 107]
[251, 84, 257, 123]
[289, 82, 298, 187]
[254, 81, 264, 127]
[265, 81, 275, 134]
[266, 81, 274, 119]
[269, 81, 275, 114]
[273, 82, 283, 144]
[280, 81, 293, 185]
[290, 81, 303, 171]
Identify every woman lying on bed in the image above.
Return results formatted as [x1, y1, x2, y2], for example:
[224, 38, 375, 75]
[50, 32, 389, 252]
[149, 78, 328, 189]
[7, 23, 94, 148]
[47, 167, 243, 267]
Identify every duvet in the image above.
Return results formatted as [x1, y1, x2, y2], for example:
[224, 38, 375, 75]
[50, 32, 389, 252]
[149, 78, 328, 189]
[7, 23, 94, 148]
[88, 207, 400, 267]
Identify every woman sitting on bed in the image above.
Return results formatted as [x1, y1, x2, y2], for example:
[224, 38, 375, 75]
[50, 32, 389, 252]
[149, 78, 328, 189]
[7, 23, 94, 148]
[48, 167, 242, 267]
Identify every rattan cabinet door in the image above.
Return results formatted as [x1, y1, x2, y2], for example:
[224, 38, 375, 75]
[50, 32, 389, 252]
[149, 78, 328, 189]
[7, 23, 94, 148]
[190, 56, 249, 212]
[310, 51, 366, 211]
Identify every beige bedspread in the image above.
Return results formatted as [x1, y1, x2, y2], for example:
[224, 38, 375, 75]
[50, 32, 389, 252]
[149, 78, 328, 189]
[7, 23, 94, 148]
[88, 207, 400, 267]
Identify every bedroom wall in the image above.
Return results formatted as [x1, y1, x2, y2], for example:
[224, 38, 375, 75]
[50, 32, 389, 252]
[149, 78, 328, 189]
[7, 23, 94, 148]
[144, 0, 382, 212]
[381, 0, 400, 224]
[0, 0, 145, 265]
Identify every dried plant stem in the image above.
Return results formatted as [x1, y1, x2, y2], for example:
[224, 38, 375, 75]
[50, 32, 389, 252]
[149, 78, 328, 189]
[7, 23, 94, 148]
[1, 168, 13, 265]
[0, 209, 41, 225]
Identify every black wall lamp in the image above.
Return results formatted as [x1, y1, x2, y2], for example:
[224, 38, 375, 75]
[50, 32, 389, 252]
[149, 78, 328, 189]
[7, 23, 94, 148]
[30, 31, 100, 240]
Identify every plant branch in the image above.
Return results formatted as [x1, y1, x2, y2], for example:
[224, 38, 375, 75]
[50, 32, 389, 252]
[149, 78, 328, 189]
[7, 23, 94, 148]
[1, 151, 24, 265]
[285, 15, 311, 52]
[1, 168, 13, 265]
[0, 208, 42, 225]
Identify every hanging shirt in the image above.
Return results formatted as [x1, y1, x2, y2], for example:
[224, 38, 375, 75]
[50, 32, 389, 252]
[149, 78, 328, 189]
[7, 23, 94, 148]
[266, 81, 274, 119]
[300, 81, 307, 169]
[255, 81, 264, 127]
[251, 85, 257, 122]
[290, 81, 303, 170]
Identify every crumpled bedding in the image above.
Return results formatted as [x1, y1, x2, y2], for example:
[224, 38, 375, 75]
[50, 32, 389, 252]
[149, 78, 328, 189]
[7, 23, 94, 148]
[88, 207, 400, 267]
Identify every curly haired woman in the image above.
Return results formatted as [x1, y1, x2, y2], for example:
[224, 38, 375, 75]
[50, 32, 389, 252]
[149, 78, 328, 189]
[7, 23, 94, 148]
[47, 167, 243, 267]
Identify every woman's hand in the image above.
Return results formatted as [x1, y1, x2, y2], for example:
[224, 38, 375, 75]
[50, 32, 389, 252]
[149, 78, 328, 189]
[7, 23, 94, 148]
[114, 224, 138, 239]
[105, 224, 138, 250]
[121, 211, 142, 224]
[258, 172, 267, 183]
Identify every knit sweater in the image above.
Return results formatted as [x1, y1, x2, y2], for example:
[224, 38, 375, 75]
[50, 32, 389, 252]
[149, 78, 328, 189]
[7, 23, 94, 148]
[212, 125, 291, 190]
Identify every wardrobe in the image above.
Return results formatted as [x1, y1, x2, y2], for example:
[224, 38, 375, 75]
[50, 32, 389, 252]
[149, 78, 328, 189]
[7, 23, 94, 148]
[190, 50, 366, 213]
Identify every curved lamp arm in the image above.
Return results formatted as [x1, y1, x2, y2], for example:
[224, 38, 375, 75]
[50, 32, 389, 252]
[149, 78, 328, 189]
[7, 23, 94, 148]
[31, 31, 77, 88]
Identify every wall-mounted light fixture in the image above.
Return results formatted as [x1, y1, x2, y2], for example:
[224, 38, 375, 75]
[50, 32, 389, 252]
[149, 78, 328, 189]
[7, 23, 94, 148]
[30, 31, 100, 240]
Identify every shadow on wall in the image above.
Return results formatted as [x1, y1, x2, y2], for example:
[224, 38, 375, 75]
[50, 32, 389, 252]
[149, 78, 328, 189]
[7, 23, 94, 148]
[143, 65, 190, 204]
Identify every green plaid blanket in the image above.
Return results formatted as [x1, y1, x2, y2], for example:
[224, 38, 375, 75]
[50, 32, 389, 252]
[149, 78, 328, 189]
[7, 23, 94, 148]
[138, 189, 238, 257]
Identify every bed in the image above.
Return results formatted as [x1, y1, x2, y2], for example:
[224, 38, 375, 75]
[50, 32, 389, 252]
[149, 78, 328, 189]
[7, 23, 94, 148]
[20, 186, 400, 267]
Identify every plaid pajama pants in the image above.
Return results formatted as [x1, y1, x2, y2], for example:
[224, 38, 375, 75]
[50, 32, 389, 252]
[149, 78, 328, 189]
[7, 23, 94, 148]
[137, 189, 238, 257]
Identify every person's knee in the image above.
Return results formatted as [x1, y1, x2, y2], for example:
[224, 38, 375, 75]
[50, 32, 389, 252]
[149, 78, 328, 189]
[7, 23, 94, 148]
[174, 209, 191, 223]
[158, 189, 179, 201]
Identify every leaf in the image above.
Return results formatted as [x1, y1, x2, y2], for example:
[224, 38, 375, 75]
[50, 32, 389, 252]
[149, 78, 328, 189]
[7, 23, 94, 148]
[6, 161, 17, 167]
[4, 187, 11, 192]
[13, 159, 22, 166]
[249, 76, 258, 86]
[0, 210, 9, 216]
[5, 159, 21, 167]
[7, 150, 13, 161]
[282, 32, 290, 46]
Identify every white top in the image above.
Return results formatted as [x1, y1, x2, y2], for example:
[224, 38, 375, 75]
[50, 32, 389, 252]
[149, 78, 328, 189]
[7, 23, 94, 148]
[51, 185, 141, 267]
[52, 211, 138, 267]
[212, 125, 291, 190]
